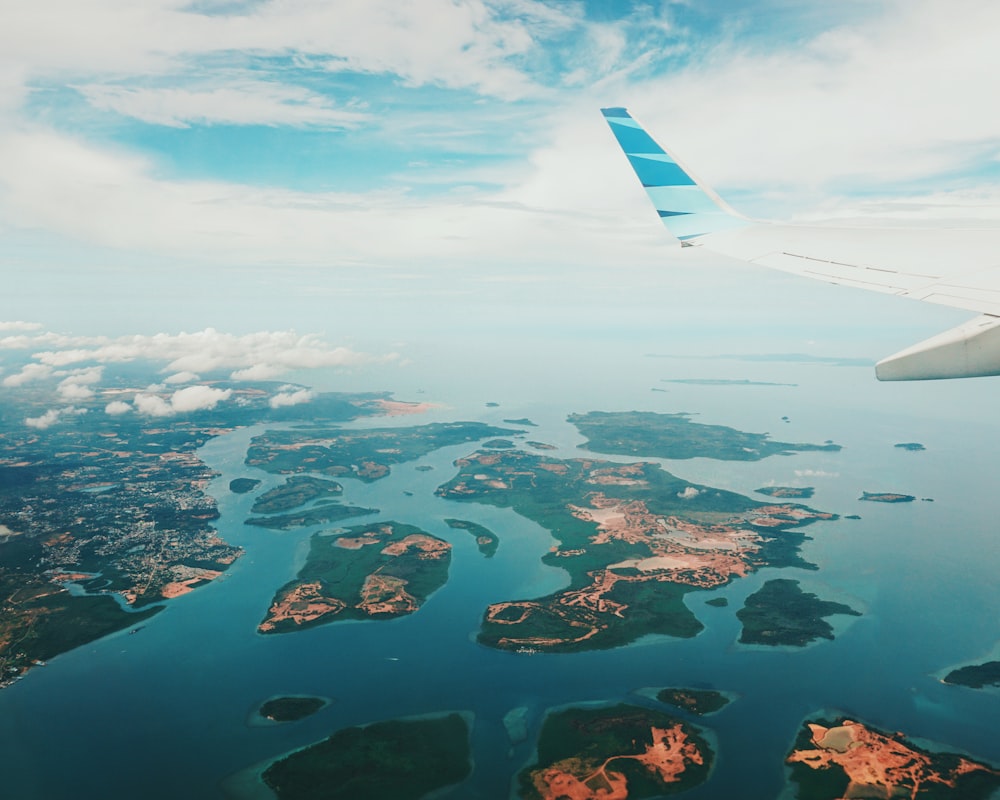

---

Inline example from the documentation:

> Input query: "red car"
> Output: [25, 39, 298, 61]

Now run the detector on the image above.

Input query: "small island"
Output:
[756, 486, 814, 499]
[705, 597, 729, 607]
[518, 703, 713, 799]
[786, 717, 1000, 799]
[895, 442, 926, 451]
[250, 476, 344, 514]
[482, 438, 516, 449]
[655, 688, 731, 716]
[942, 660, 1000, 689]
[258, 522, 451, 634]
[229, 477, 261, 494]
[444, 518, 499, 558]
[244, 503, 377, 531]
[504, 418, 537, 427]
[258, 696, 328, 723]
[737, 579, 860, 646]
[860, 492, 915, 503]
[261, 713, 471, 800]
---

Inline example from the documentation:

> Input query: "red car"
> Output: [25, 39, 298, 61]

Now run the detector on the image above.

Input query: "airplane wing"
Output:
[601, 106, 1000, 381]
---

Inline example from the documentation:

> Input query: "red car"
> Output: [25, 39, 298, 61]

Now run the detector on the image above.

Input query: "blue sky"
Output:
[2, 0, 999, 416]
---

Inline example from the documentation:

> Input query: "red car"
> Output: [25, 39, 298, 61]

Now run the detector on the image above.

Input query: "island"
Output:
[737, 579, 861, 646]
[244, 503, 377, 531]
[860, 492, 915, 503]
[655, 688, 731, 716]
[258, 695, 328, 723]
[436, 448, 836, 653]
[444, 518, 499, 558]
[786, 717, 1000, 799]
[261, 712, 471, 800]
[526, 441, 557, 450]
[483, 438, 516, 449]
[569, 410, 841, 461]
[245, 421, 522, 482]
[250, 476, 344, 514]
[518, 703, 713, 799]
[895, 442, 926, 451]
[504, 418, 537, 427]
[756, 486, 814, 499]
[705, 597, 729, 607]
[258, 522, 451, 634]
[942, 660, 1000, 689]
[229, 477, 261, 494]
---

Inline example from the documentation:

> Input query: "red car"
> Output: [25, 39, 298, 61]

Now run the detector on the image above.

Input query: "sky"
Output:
[3, 0, 1000, 417]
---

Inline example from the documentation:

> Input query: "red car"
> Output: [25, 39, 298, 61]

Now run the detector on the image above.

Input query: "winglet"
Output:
[601, 107, 750, 242]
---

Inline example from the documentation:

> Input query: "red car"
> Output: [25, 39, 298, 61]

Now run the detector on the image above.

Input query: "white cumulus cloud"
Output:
[168, 385, 231, 413]
[105, 400, 132, 415]
[269, 387, 315, 408]
[3, 363, 54, 387]
[25, 406, 86, 429]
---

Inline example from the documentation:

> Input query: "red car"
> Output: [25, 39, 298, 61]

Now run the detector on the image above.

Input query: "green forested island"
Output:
[250, 476, 344, 514]
[943, 660, 1000, 689]
[569, 410, 841, 461]
[258, 696, 328, 723]
[262, 713, 471, 800]
[655, 687, 731, 716]
[738, 579, 860, 646]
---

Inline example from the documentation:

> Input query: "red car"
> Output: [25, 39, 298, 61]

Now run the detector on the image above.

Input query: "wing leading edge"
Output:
[601, 106, 1000, 381]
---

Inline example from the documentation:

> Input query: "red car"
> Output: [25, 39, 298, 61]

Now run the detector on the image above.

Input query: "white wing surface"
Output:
[602, 107, 1000, 381]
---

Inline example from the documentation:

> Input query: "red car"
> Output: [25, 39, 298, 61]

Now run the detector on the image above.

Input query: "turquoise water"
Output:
[0, 347, 998, 800]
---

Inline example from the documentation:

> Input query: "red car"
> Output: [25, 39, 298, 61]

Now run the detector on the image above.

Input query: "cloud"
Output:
[163, 371, 199, 384]
[133, 393, 174, 417]
[677, 486, 701, 499]
[18, 328, 388, 379]
[269, 387, 315, 408]
[0, 321, 42, 331]
[3, 363, 53, 387]
[25, 405, 86, 429]
[794, 469, 839, 478]
[56, 366, 104, 400]
[168, 385, 231, 412]
[76, 83, 370, 129]
[105, 400, 132, 415]
[132, 385, 232, 417]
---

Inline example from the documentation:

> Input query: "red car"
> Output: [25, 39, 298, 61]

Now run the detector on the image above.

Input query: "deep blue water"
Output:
[1, 356, 998, 800]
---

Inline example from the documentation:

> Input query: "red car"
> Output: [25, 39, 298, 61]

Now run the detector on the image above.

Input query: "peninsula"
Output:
[942, 660, 1000, 689]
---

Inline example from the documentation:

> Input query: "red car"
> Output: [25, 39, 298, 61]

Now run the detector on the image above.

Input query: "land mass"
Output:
[570, 410, 841, 461]
[244, 503, 377, 531]
[261, 712, 471, 800]
[259, 522, 451, 634]
[860, 492, 915, 503]
[229, 477, 261, 494]
[250, 476, 343, 514]
[0, 379, 390, 687]
[518, 703, 713, 799]
[895, 442, 926, 451]
[756, 486, 814, 499]
[444, 518, 499, 558]
[245, 421, 521, 482]
[258, 696, 328, 723]
[737, 579, 861, 646]
[436, 449, 836, 653]
[786, 717, 1000, 799]
[942, 660, 1000, 689]
[655, 688, 731, 716]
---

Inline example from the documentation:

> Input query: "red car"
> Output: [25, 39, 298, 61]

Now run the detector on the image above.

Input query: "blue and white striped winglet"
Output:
[601, 107, 749, 243]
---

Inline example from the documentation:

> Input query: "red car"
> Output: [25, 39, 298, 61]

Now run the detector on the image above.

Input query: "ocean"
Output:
[0, 334, 998, 799]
